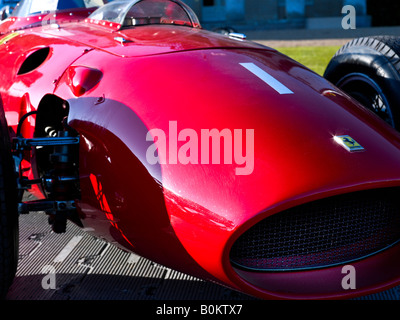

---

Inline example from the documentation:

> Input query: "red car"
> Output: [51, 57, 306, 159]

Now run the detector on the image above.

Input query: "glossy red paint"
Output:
[2, 1, 400, 300]
[67, 66, 103, 97]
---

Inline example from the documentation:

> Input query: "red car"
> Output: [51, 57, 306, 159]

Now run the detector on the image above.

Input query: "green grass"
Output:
[275, 46, 341, 76]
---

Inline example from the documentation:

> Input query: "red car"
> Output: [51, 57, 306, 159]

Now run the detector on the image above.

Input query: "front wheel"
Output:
[0, 103, 18, 299]
[324, 36, 400, 129]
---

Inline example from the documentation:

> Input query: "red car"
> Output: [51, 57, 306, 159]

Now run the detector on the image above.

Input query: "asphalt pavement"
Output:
[6, 211, 255, 300]
[6, 209, 400, 301]
[247, 25, 400, 47]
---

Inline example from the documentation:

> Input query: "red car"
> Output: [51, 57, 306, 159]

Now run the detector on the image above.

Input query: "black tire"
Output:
[324, 36, 400, 129]
[0, 100, 18, 299]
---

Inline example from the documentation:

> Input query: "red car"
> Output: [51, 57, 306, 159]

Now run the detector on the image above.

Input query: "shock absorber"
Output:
[13, 116, 81, 234]
[45, 124, 80, 233]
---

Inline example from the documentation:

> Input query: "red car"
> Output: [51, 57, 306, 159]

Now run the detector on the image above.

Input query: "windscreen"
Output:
[88, 0, 200, 28]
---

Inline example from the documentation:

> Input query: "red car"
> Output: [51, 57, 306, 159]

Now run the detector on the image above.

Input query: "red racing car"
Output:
[1, 0, 400, 300]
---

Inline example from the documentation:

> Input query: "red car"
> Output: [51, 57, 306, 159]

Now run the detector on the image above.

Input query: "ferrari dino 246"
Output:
[1, 0, 400, 300]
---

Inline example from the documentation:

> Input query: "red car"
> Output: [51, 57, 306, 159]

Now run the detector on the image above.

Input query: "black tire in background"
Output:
[324, 36, 400, 130]
[0, 99, 18, 299]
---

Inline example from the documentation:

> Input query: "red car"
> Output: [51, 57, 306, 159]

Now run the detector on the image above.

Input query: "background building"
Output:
[367, 0, 400, 26]
[1, 0, 398, 29]
[184, 0, 373, 30]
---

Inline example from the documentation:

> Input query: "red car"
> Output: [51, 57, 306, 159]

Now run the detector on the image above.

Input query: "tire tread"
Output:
[333, 36, 400, 75]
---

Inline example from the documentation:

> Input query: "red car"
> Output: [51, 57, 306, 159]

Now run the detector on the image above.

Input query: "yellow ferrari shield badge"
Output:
[334, 135, 365, 152]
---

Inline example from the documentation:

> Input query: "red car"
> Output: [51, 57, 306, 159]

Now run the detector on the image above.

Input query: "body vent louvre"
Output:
[18, 47, 50, 75]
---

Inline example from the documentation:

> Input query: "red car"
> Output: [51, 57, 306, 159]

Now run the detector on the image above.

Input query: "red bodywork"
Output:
[2, 1, 400, 300]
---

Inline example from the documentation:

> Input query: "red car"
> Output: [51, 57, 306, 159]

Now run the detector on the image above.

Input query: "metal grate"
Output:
[230, 188, 400, 271]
